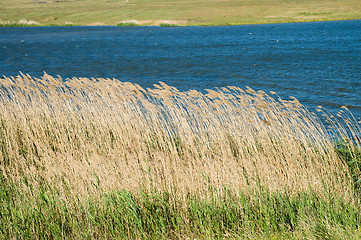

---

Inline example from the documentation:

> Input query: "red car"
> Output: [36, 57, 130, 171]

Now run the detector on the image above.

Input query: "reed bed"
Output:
[1, 73, 360, 239]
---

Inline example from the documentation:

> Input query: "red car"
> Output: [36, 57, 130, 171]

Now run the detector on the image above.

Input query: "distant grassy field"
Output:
[1, 0, 361, 26]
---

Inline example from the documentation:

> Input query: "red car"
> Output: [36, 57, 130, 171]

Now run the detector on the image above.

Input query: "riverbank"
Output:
[1, 0, 361, 27]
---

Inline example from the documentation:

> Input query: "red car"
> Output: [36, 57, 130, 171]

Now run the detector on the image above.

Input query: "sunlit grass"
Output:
[0, 73, 360, 238]
[117, 22, 139, 27]
[1, 0, 361, 26]
[159, 23, 180, 27]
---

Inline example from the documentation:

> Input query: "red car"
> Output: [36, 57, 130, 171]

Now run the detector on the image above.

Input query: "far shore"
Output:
[1, 0, 361, 27]
[1, 17, 361, 28]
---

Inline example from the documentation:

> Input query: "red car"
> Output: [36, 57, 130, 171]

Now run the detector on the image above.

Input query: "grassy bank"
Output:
[0, 73, 361, 238]
[0, 0, 361, 27]
[3, 178, 361, 239]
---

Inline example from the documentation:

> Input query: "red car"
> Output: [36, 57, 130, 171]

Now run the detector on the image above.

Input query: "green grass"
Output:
[0, 23, 39, 27]
[335, 139, 361, 193]
[159, 23, 180, 27]
[117, 22, 139, 27]
[0, 0, 361, 26]
[1, 169, 361, 239]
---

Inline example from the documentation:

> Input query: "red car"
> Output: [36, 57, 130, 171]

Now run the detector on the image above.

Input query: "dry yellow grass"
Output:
[0, 73, 359, 201]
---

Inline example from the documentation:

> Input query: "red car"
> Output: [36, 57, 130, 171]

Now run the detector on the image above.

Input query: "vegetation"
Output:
[2, 178, 361, 239]
[117, 22, 139, 27]
[0, 23, 39, 27]
[0, 73, 360, 238]
[0, 0, 361, 27]
[159, 23, 180, 27]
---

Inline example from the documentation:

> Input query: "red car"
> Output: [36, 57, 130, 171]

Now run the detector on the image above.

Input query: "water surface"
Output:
[0, 20, 360, 121]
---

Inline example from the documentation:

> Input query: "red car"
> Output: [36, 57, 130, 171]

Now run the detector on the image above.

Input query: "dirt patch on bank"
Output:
[118, 19, 188, 26]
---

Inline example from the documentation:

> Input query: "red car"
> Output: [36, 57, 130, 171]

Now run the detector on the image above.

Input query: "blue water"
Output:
[0, 20, 360, 122]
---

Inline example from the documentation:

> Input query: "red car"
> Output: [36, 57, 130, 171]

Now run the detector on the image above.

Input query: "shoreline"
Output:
[2, 0, 361, 28]
[1, 17, 361, 27]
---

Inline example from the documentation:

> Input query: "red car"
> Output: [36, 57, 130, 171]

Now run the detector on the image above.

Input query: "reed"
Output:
[0, 73, 360, 238]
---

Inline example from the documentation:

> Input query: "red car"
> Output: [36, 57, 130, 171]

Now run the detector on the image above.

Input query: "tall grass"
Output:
[0, 73, 360, 238]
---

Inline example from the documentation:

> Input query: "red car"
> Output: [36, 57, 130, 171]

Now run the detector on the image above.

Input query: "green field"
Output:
[1, 0, 361, 26]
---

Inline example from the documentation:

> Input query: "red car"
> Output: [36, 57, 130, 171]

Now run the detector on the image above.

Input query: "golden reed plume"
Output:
[0, 73, 359, 200]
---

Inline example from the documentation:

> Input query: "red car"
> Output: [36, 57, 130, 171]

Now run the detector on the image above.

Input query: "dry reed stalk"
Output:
[0, 73, 357, 201]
